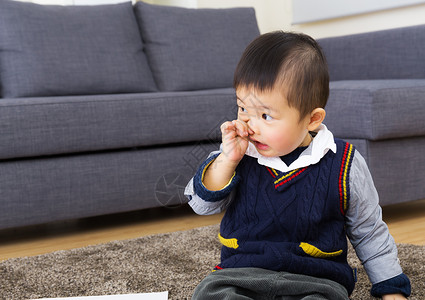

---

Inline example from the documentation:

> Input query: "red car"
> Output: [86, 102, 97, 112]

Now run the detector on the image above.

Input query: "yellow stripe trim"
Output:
[218, 233, 239, 249]
[221, 172, 236, 189]
[299, 242, 343, 258]
[201, 159, 236, 190]
[201, 159, 215, 182]
[274, 168, 299, 185]
[342, 144, 353, 211]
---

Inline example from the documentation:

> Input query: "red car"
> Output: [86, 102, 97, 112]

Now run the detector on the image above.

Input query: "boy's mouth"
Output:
[250, 137, 269, 151]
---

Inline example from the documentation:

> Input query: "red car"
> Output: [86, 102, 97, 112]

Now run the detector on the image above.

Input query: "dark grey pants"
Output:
[192, 268, 349, 300]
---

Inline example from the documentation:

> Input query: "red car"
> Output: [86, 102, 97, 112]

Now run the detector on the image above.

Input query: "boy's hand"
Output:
[202, 119, 252, 191]
[220, 119, 251, 164]
[382, 294, 407, 300]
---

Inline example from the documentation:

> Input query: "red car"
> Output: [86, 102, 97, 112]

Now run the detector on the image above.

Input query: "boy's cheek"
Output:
[266, 127, 290, 146]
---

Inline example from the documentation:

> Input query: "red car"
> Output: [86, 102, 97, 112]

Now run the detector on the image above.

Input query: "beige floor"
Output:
[1, 199, 424, 261]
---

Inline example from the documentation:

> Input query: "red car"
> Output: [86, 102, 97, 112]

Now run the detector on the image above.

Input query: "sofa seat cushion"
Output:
[325, 79, 425, 140]
[0, 89, 236, 160]
[134, 2, 260, 91]
[0, 0, 157, 98]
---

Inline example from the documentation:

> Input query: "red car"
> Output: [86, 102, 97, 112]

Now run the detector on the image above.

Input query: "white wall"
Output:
[14, 0, 425, 38]
[293, 3, 425, 38]
[195, 0, 425, 38]
[196, 0, 292, 34]
[142, 0, 196, 8]
[292, 0, 425, 24]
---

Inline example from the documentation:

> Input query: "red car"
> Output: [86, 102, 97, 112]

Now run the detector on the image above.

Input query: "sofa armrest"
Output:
[318, 25, 425, 81]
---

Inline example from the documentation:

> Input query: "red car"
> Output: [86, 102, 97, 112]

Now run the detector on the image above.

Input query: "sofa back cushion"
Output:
[134, 2, 260, 91]
[0, 89, 237, 160]
[318, 25, 425, 81]
[0, 0, 157, 98]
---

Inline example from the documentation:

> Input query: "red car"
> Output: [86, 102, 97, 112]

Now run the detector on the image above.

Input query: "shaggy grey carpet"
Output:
[0, 224, 423, 299]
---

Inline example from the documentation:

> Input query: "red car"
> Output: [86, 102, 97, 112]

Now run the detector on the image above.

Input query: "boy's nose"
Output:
[247, 118, 259, 135]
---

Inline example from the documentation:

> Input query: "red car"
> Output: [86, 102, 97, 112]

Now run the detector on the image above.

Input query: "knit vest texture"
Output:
[217, 139, 356, 294]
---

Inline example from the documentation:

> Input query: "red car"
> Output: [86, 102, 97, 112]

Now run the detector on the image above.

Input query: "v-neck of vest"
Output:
[265, 166, 309, 190]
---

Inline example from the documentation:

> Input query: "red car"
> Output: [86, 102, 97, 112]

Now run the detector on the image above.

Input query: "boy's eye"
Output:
[262, 113, 273, 121]
[239, 106, 247, 113]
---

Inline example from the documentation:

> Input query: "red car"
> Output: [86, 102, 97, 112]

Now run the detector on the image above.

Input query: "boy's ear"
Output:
[307, 108, 326, 131]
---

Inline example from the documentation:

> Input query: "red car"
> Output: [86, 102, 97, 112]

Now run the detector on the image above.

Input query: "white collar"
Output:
[243, 124, 336, 173]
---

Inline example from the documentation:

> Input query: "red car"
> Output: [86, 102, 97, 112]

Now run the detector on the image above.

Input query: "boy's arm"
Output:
[184, 151, 240, 215]
[184, 119, 250, 215]
[346, 150, 411, 298]
[202, 152, 240, 191]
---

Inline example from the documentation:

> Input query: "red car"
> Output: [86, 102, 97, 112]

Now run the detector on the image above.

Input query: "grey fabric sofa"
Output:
[318, 24, 425, 207]
[0, 0, 259, 229]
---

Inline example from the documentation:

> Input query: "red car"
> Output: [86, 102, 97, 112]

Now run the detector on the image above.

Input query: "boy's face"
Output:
[236, 86, 312, 157]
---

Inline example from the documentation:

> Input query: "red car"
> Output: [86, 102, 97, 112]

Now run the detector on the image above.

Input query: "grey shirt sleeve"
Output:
[184, 177, 234, 215]
[346, 150, 403, 284]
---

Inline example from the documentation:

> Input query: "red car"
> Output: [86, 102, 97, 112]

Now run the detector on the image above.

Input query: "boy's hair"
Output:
[233, 31, 329, 120]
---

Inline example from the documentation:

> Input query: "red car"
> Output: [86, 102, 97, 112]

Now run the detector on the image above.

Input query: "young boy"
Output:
[185, 31, 411, 299]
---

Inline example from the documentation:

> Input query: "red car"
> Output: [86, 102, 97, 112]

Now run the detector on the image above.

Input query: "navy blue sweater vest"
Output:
[216, 139, 356, 294]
